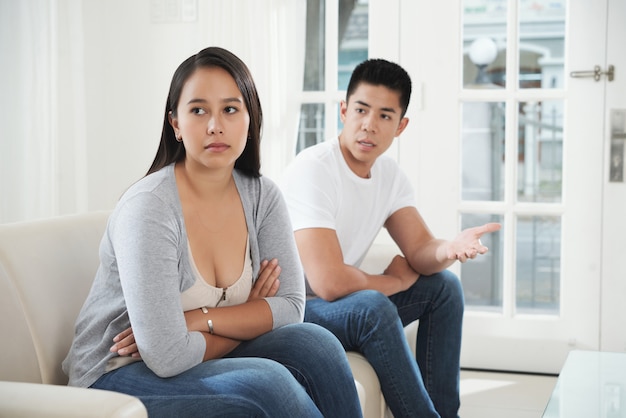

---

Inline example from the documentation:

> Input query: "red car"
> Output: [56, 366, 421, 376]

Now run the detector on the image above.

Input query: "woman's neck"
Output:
[176, 160, 235, 201]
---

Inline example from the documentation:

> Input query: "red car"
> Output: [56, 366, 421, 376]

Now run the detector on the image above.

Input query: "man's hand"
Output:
[248, 258, 281, 301]
[384, 255, 420, 291]
[446, 222, 501, 263]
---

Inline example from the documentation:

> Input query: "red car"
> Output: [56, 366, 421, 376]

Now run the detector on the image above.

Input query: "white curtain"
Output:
[0, 0, 87, 223]
[202, 0, 306, 182]
[0, 0, 305, 223]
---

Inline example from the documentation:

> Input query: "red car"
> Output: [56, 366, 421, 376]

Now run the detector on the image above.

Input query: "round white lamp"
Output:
[469, 37, 498, 84]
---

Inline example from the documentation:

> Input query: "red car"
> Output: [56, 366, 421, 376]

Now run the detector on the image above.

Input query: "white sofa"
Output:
[0, 211, 147, 417]
[0, 211, 416, 417]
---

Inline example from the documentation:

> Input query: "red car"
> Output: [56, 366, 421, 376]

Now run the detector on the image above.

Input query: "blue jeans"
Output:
[305, 270, 464, 418]
[92, 323, 362, 418]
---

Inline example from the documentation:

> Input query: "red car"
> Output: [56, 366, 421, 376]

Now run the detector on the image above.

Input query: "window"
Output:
[460, 0, 566, 314]
[296, 0, 369, 154]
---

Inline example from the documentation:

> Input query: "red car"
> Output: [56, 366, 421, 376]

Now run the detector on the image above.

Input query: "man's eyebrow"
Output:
[354, 100, 397, 114]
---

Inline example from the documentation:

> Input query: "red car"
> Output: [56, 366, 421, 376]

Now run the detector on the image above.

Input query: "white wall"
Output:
[79, 0, 305, 212]
[0, 0, 304, 223]
[600, 0, 626, 353]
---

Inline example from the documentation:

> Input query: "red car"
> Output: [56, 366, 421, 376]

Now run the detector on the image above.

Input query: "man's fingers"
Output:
[478, 222, 501, 235]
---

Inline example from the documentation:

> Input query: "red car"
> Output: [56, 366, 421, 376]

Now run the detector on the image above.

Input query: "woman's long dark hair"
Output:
[146, 47, 263, 177]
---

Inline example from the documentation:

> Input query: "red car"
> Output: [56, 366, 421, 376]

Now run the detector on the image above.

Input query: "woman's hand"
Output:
[110, 327, 141, 358]
[248, 258, 281, 301]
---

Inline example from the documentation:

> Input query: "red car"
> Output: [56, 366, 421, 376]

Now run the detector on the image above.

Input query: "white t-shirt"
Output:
[281, 138, 416, 268]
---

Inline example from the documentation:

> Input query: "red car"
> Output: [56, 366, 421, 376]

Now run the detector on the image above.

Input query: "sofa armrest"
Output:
[0, 381, 147, 418]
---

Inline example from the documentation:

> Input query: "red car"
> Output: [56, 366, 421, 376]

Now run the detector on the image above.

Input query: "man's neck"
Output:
[337, 136, 373, 179]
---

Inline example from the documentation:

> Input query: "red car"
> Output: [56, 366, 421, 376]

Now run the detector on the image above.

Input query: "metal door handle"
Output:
[570, 65, 614, 82]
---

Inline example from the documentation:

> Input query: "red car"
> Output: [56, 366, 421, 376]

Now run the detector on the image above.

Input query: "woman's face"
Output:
[170, 66, 250, 171]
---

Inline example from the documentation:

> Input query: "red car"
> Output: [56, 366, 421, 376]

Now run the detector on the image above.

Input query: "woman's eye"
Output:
[192, 108, 206, 115]
[225, 106, 237, 114]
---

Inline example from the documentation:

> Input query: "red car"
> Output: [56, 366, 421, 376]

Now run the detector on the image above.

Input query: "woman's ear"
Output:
[168, 111, 180, 136]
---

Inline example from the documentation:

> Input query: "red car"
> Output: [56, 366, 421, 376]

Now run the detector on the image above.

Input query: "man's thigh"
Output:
[389, 270, 462, 327]
[305, 290, 400, 350]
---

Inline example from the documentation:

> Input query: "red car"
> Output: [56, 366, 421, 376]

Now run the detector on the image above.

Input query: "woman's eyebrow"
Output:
[186, 97, 243, 105]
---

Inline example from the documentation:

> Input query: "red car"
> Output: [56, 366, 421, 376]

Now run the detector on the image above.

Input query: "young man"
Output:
[281, 58, 500, 418]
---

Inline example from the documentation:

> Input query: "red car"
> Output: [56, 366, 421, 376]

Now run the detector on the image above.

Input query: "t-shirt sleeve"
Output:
[281, 157, 338, 232]
[387, 167, 418, 218]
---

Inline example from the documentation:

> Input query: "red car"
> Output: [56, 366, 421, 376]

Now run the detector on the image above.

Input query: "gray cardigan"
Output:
[62, 164, 305, 388]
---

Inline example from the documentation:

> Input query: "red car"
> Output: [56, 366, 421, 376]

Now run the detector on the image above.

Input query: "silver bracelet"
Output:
[207, 319, 214, 334]
[200, 306, 209, 314]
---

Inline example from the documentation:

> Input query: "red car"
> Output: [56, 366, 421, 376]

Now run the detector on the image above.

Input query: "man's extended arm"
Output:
[294, 228, 419, 301]
[385, 206, 501, 275]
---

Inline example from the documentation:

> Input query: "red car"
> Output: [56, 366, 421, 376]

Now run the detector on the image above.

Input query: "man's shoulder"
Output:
[296, 139, 337, 161]
[287, 140, 340, 176]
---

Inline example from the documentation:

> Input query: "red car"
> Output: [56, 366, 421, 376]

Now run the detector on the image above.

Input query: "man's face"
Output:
[338, 82, 409, 178]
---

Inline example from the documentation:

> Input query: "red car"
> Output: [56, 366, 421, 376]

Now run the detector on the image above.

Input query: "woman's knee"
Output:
[280, 323, 346, 359]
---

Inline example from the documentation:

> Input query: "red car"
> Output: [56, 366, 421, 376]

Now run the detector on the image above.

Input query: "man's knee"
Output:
[349, 289, 399, 323]
[438, 270, 465, 311]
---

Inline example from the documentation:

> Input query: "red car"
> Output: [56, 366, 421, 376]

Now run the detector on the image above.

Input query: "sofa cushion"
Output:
[0, 211, 110, 384]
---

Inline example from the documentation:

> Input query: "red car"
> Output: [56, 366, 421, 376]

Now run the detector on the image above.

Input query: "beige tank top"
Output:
[181, 236, 253, 311]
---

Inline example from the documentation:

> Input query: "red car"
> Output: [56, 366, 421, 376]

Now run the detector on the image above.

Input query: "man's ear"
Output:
[339, 100, 348, 123]
[395, 117, 409, 137]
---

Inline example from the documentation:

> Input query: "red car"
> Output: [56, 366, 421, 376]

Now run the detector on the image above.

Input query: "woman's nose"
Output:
[207, 116, 223, 135]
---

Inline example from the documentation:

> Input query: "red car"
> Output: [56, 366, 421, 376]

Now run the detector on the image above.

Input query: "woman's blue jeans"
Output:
[91, 323, 362, 418]
[305, 270, 464, 418]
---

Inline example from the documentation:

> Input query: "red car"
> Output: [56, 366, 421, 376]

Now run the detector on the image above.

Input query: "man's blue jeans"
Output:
[305, 270, 464, 418]
[92, 323, 362, 418]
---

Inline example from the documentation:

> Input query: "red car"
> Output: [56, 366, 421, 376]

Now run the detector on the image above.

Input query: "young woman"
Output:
[63, 46, 362, 418]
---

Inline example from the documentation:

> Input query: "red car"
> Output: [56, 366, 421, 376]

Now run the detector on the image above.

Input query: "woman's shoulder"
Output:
[115, 164, 180, 217]
[233, 169, 279, 193]
[234, 170, 285, 214]
[123, 164, 174, 196]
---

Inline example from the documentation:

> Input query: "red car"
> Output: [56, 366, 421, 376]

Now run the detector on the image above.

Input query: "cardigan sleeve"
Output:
[111, 192, 205, 377]
[243, 175, 306, 328]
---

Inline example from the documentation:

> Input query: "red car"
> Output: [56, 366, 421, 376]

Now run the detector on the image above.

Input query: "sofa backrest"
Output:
[0, 211, 110, 384]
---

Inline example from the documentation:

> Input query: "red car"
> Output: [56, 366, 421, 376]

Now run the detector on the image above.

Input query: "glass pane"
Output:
[296, 103, 325, 154]
[303, 0, 325, 91]
[461, 101, 505, 201]
[462, 0, 507, 89]
[516, 215, 561, 314]
[461, 213, 504, 311]
[518, 0, 566, 89]
[338, 0, 368, 90]
[517, 100, 563, 203]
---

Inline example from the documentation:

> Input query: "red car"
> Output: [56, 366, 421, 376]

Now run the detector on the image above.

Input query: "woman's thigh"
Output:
[92, 357, 320, 418]
[228, 323, 362, 418]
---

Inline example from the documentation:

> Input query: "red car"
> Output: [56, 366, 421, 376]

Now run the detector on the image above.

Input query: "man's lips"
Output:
[357, 139, 375, 148]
